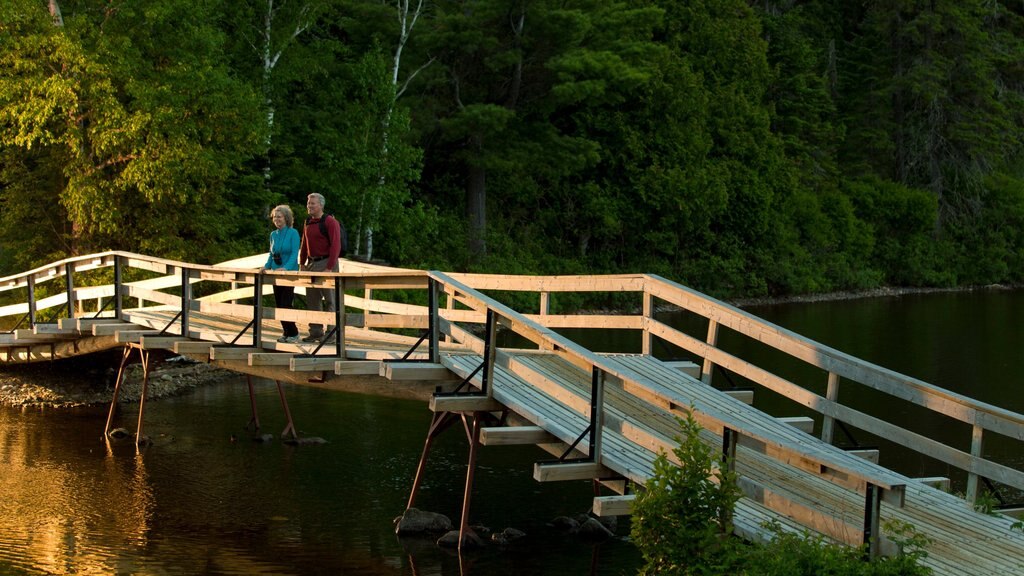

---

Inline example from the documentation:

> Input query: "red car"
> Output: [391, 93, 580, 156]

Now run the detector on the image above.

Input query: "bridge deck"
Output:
[442, 350, 1024, 576]
[2, 251, 1023, 575]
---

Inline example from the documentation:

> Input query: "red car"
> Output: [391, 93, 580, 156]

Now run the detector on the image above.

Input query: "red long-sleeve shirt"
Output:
[300, 215, 342, 270]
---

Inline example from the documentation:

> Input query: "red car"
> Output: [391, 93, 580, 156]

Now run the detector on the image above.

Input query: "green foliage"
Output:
[3, 0, 1024, 299]
[632, 411, 932, 576]
[631, 410, 743, 575]
[745, 519, 932, 576]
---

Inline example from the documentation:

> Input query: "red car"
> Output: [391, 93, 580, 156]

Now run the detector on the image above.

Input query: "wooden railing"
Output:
[3, 253, 1022, 528]
[442, 271, 1024, 504]
[0, 251, 432, 354]
[429, 271, 908, 557]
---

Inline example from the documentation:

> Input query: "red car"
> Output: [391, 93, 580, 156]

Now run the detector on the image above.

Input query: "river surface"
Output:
[2, 289, 1023, 575]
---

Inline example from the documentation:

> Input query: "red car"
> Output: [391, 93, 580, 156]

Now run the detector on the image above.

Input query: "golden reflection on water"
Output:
[0, 409, 155, 575]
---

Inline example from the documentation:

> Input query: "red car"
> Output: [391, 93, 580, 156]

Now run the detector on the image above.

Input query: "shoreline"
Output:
[0, 353, 236, 408]
[726, 283, 1018, 308]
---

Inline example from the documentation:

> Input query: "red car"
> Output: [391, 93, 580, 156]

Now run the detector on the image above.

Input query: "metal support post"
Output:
[589, 367, 605, 462]
[276, 380, 297, 439]
[428, 278, 439, 363]
[458, 412, 484, 552]
[481, 310, 496, 396]
[180, 267, 190, 338]
[252, 273, 263, 347]
[403, 411, 459, 512]
[334, 277, 345, 358]
[27, 276, 36, 327]
[114, 256, 123, 320]
[135, 347, 151, 444]
[64, 263, 75, 319]
[246, 375, 260, 431]
[104, 345, 133, 437]
[863, 483, 881, 559]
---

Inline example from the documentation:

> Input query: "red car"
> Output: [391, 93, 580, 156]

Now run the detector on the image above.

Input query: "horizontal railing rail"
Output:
[438, 270, 1024, 504]
[430, 270, 906, 556]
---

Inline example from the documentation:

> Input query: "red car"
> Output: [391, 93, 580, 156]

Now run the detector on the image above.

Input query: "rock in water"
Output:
[394, 508, 453, 535]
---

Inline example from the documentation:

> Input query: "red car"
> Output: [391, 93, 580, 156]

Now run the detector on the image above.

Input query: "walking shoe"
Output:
[280, 335, 299, 344]
[301, 334, 322, 343]
[276, 335, 291, 343]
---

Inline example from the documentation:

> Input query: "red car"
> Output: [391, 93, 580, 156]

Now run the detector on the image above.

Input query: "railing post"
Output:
[180, 267, 190, 338]
[27, 276, 36, 327]
[722, 427, 738, 528]
[252, 273, 263, 347]
[334, 276, 345, 358]
[821, 372, 840, 444]
[428, 278, 439, 363]
[701, 319, 719, 386]
[589, 367, 605, 463]
[966, 424, 984, 502]
[642, 291, 654, 356]
[539, 291, 550, 316]
[114, 256, 123, 320]
[863, 483, 881, 559]
[64, 262, 75, 319]
[481, 310, 496, 397]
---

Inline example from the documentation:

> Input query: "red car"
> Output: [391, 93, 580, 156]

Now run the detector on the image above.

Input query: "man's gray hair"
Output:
[308, 193, 326, 208]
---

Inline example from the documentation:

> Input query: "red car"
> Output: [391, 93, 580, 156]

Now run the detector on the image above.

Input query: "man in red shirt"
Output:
[299, 193, 343, 342]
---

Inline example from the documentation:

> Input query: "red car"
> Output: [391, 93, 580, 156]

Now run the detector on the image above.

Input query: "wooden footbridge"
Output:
[2, 251, 1023, 574]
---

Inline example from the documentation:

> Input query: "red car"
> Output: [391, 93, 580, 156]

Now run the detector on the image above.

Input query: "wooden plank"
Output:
[915, 477, 952, 492]
[248, 353, 294, 366]
[724, 389, 754, 404]
[290, 357, 342, 371]
[210, 347, 261, 361]
[72, 317, 123, 330]
[139, 336, 190, 350]
[533, 461, 615, 482]
[778, 416, 815, 435]
[13, 330, 76, 341]
[847, 449, 880, 464]
[663, 359, 701, 379]
[115, 330, 163, 344]
[380, 362, 459, 381]
[32, 323, 77, 335]
[92, 322, 143, 336]
[480, 426, 556, 446]
[336, 361, 381, 375]
[173, 341, 214, 355]
[593, 495, 635, 517]
[429, 394, 503, 413]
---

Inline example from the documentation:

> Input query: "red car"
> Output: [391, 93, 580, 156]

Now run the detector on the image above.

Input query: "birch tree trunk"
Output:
[358, 0, 430, 261]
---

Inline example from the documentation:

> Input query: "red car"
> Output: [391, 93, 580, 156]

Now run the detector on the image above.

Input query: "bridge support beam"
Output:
[246, 375, 260, 431]
[104, 343, 152, 446]
[402, 407, 497, 551]
[276, 380, 297, 440]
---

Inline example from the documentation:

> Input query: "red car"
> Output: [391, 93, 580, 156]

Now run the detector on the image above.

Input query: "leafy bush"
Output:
[631, 409, 932, 576]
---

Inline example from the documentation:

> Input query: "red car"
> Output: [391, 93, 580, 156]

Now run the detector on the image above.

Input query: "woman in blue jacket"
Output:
[263, 205, 301, 343]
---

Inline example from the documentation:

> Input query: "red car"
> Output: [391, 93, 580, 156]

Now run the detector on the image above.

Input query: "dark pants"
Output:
[301, 258, 337, 337]
[273, 285, 297, 337]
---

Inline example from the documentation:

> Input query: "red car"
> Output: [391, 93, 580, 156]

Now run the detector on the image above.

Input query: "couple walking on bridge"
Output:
[261, 193, 346, 343]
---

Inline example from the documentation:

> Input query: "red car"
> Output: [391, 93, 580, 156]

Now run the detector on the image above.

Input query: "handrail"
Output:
[441, 269, 1024, 502]
[430, 269, 907, 555]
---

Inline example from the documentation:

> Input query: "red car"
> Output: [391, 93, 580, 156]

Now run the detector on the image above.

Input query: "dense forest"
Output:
[2, 0, 1023, 299]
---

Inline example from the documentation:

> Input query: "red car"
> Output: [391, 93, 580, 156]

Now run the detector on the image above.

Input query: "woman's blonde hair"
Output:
[271, 204, 294, 227]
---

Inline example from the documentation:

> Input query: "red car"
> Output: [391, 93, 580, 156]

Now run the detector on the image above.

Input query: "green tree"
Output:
[632, 411, 742, 575]
[0, 0, 266, 263]
[414, 0, 661, 265]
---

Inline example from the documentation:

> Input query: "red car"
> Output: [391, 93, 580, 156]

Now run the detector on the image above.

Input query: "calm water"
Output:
[0, 379, 639, 575]
[2, 289, 1024, 574]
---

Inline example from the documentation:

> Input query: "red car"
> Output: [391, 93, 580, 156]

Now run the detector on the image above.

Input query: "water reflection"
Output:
[0, 381, 639, 575]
